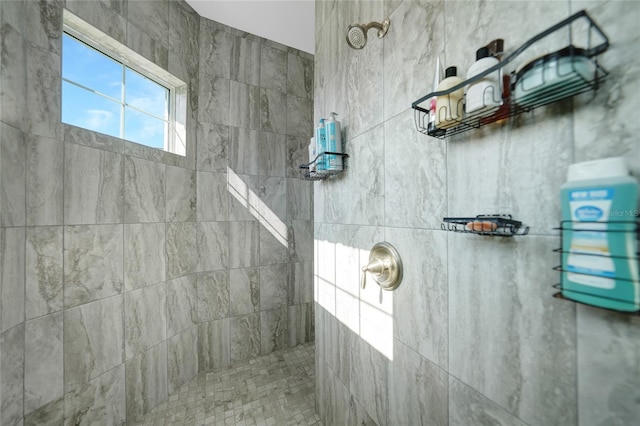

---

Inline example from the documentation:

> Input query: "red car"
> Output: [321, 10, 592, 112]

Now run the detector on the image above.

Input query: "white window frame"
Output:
[62, 10, 187, 156]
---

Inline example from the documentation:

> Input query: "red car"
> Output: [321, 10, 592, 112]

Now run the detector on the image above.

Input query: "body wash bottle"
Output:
[325, 112, 343, 171]
[435, 66, 464, 129]
[465, 47, 501, 116]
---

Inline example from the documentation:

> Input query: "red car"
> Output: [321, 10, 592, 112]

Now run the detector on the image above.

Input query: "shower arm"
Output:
[365, 19, 390, 38]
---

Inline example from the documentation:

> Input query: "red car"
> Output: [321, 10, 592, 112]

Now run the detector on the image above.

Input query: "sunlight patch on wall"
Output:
[227, 167, 287, 247]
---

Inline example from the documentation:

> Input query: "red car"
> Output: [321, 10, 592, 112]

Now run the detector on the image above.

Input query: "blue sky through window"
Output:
[62, 33, 168, 150]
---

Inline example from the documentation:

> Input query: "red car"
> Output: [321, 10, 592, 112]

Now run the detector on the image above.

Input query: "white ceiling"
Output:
[186, 0, 315, 54]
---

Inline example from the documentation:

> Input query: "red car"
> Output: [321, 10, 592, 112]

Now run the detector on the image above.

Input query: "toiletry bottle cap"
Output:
[567, 157, 630, 181]
[476, 47, 490, 60]
[486, 39, 504, 56]
[329, 112, 338, 121]
[445, 66, 457, 78]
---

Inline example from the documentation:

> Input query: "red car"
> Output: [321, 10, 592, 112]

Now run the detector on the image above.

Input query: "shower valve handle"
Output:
[361, 259, 386, 289]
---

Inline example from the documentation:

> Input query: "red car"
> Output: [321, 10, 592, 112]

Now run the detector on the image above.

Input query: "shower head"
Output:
[346, 18, 390, 50]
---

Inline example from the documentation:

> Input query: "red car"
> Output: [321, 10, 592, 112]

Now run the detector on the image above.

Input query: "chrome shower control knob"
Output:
[361, 242, 403, 293]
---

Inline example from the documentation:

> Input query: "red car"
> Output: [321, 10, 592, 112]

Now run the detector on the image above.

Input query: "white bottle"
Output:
[308, 137, 316, 172]
[435, 66, 464, 129]
[466, 46, 501, 116]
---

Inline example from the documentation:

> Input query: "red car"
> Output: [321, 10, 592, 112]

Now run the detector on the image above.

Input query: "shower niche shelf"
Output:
[552, 219, 640, 315]
[442, 214, 529, 237]
[299, 152, 349, 181]
[412, 10, 609, 139]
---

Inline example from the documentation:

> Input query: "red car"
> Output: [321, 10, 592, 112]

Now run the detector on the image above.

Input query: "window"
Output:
[61, 10, 187, 156]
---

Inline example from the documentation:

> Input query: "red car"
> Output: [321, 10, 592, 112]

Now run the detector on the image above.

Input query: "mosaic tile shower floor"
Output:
[132, 343, 321, 426]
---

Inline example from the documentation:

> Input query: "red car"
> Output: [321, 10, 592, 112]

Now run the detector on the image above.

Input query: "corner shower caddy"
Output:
[412, 10, 610, 139]
[442, 214, 529, 237]
[552, 219, 640, 315]
[299, 152, 349, 181]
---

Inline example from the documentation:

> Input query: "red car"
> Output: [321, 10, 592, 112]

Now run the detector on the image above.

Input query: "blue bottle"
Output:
[315, 119, 327, 171]
[325, 112, 343, 171]
[560, 157, 639, 311]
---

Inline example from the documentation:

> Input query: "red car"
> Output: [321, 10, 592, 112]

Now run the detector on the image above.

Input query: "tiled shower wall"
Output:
[314, 1, 639, 425]
[0, 0, 313, 424]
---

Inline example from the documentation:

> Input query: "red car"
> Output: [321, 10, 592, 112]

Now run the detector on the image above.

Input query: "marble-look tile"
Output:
[196, 122, 228, 173]
[256, 176, 287, 220]
[63, 224, 123, 308]
[448, 234, 576, 425]
[166, 275, 197, 337]
[348, 393, 377, 426]
[229, 267, 260, 316]
[63, 124, 124, 154]
[165, 166, 196, 222]
[25, 0, 62, 55]
[229, 81, 260, 130]
[229, 221, 259, 268]
[167, 327, 198, 394]
[168, 0, 199, 65]
[290, 219, 313, 262]
[322, 366, 350, 426]
[197, 318, 230, 371]
[349, 337, 390, 426]
[321, 124, 384, 226]
[386, 227, 448, 368]
[325, 314, 351, 386]
[314, 223, 336, 316]
[228, 174, 259, 221]
[577, 306, 640, 426]
[230, 312, 260, 363]
[286, 95, 313, 138]
[64, 364, 125, 426]
[286, 178, 312, 221]
[288, 261, 313, 305]
[287, 304, 302, 347]
[260, 307, 287, 354]
[124, 223, 165, 291]
[229, 127, 260, 175]
[196, 270, 229, 322]
[196, 172, 228, 221]
[449, 375, 527, 426]
[26, 135, 63, 226]
[24, 312, 63, 415]
[126, 0, 168, 45]
[125, 283, 166, 359]
[26, 226, 63, 319]
[125, 22, 169, 71]
[260, 263, 288, 311]
[0, 23, 26, 130]
[125, 342, 168, 421]
[0, 324, 24, 426]
[196, 221, 229, 272]
[63, 295, 123, 392]
[64, 142, 123, 225]
[124, 156, 165, 223]
[1, 227, 26, 332]
[285, 134, 309, 178]
[200, 25, 233, 79]
[259, 220, 289, 265]
[198, 75, 230, 126]
[1, 123, 26, 227]
[259, 132, 286, 177]
[384, 110, 446, 229]
[287, 53, 313, 100]
[26, 43, 62, 139]
[65, 0, 126, 45]
[260, 44, 287, 92]
[231, 35, 260, 85]
[166, 221, 197, 279]
[260, 88, 287, 135]
[25, 397, 64, 426]
[383, 0, 444, 121]
[388, 341, 449, 426]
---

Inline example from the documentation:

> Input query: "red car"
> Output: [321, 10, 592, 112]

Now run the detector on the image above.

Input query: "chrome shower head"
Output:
[346, 18, 390, 50]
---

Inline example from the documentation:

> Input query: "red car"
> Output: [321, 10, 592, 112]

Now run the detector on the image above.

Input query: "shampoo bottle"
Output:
[315, 119, 327, 171]
[560, 157, 639, 311]
[465, 47, 501, 116]
[308, 137, 316, 173]
[435, 66, 464, 129]
[325, 112, 343, 171]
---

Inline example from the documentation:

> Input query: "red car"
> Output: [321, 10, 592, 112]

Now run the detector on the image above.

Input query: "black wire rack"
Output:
[442, 214, 529, 237]
[299, 152, 349, 181]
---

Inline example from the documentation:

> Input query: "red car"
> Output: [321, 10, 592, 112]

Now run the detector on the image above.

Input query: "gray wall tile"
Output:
[258, 132, 286, 177]
[1, 324, 25, 426]
[230, 312, 260, 363]
[260, 307, 287, 354]
[196, 172, 228, 222]
[260, 89, 287, 134]
[260, 263, 288, 311]
[196, 221, 229, 272]
[197, 270, 229, 322]
[126, 0, 168, 45]
[200, 25, 233, 79]
[286, 95, 313, 138]
[231, 35, 260, 85]
[24, 312, 63, 415]
[166, 275, 197, 337]
[229, 221, 259, 268]
[229, 267, 260, 316]
[196, 122, 228, 173]
[124, 223, 165, 291]
[260, 44, 287, 92]
[63, 224, 123, 308]
[287, 53, 313, 99]
[125, 283, 166, 359]
[229, 127, 260, 175]
[229, 81, 260, 130]
[1, 123, 26, 227]
[63, 296, 124, 392]
[25, 397, 64, 426]
[125, 342, 168, 421]
[165, 166, 196, 222]
[1, 227, 26, 332]
[26, 43, 62, 139]
[197, 318, 230, 371]
[349, 337, 389, 426]
[65, 0, 127, 45]
[124, 156, 165, 223]
[166, 221, 197, 279]
[0, 24, 27, 129]
[198, 75, 230, 126]
[26, 135, 63, 226]
[26, 226, 63, 319]
[64, 143, 123, 225]
[167, 326, 197, 395]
